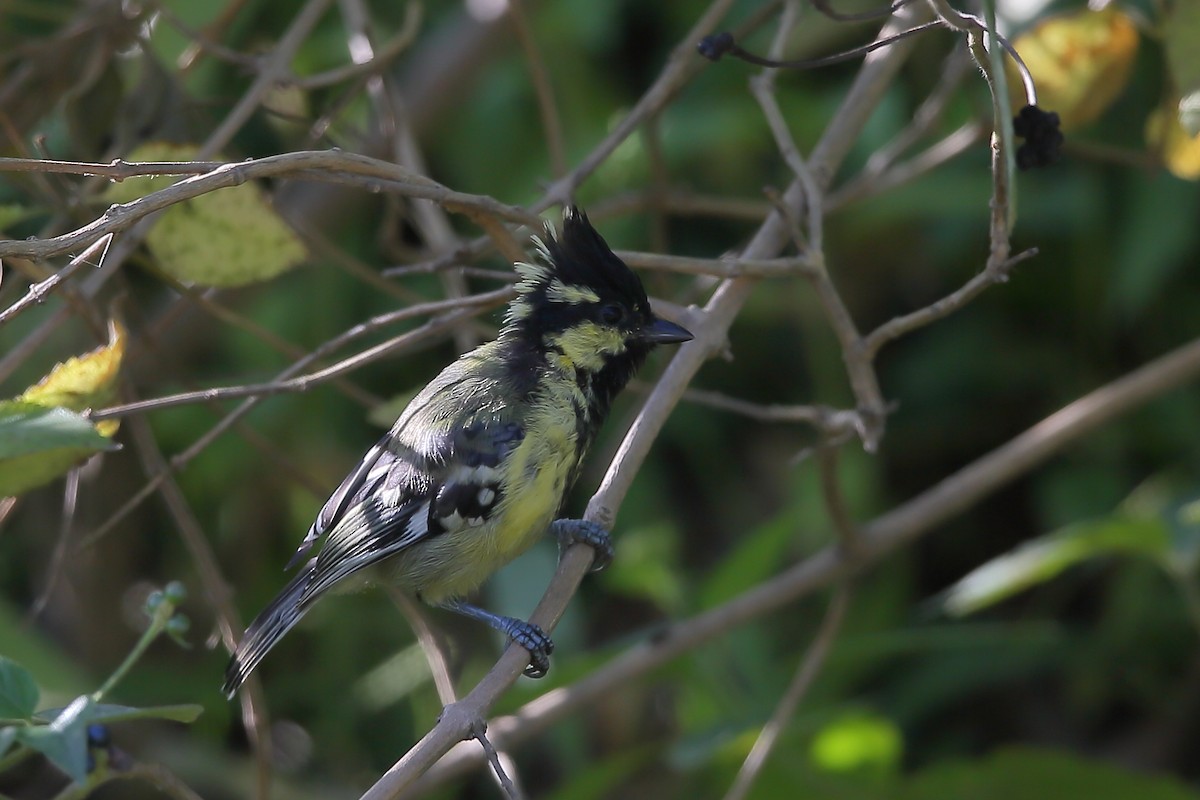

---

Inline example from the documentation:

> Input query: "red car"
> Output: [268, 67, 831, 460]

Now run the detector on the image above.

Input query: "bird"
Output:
[223, 207, 692, 696]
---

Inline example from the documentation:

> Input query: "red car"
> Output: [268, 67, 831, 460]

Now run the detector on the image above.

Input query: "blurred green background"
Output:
[2, 0, 1200, 797]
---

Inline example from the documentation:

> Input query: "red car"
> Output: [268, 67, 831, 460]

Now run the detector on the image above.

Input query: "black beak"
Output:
[639, 317, 693, 345]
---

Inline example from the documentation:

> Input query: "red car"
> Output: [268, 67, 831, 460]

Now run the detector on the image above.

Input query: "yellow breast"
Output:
[492, 417, 576, 557]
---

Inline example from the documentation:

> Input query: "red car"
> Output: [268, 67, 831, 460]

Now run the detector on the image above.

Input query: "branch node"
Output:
[438, 701, 488, 741]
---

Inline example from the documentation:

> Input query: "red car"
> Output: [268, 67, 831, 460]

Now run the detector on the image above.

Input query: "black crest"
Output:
[542, 207, 649, 306]
[504, 207, 654, 342]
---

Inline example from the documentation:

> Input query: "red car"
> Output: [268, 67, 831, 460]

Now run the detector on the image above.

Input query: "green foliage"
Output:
[945, 475, 1200, 618]
[942, 516, 1168, 616]
[902, 748, 1200, 800]
[3, 0, 1200, 797]
[0, 658, 40, 722]
[0, 583, 199, 786]
[810, 711, 903, 775]
[0, 403, 118, 495]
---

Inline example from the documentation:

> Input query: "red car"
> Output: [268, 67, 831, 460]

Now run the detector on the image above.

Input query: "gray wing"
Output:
[291, 369, 525, 606]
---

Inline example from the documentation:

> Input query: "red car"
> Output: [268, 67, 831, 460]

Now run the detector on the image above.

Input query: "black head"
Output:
[503, 207, 692, 367]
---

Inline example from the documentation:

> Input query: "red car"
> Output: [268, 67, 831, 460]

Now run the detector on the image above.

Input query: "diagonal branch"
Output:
[410, 330, 1200, 791]
[359, 4, 928, 796]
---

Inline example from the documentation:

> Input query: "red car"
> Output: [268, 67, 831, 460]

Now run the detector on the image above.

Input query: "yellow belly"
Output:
[393, 419, 577, 603]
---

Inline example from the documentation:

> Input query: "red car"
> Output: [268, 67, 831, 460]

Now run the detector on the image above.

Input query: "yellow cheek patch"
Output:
[548, 323, 627, 371]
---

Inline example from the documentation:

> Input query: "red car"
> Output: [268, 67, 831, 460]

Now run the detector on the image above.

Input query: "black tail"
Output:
[223, 560, 315, 697]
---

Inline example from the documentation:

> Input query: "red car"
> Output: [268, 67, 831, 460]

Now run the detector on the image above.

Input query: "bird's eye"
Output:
[599, 303, 626, 325]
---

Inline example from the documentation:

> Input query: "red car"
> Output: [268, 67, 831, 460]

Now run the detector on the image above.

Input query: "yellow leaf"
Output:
[19, 320, 126, 434]
[105, 143, 307, 287]
[1, 320, 125, 495]
[1146, 106, 1200, 180]
[1009, 8, 1139, 131]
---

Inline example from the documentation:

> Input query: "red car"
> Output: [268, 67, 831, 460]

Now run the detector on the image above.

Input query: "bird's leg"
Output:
[438, 599, 554, 678]
[550, 518, 614, 572]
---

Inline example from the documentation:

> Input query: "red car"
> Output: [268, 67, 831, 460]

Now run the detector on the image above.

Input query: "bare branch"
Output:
[89, 288, 510, 421]
[292, 3, 422, 89]
[863, 247, 1038, 357]
[0, 150, 543, 262]
[411, 331, 1200, 791]
[0, 234, 111, 327]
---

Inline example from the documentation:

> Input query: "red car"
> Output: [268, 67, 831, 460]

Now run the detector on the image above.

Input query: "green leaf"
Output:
[11, 696, 196, 784]
[0, 598, 90, 694]
[0, 403, 114, 460]
[0, 657, 39, 720]
[943, 517, 1168, 616]
[105, 142, 307, 287]
[15, 695, 92, 783]
[903, 747, 1200, 800]
[602, 522, 684, 612]
[810, 711, 904, 775]
[33, 703, 202, 725]
[0, 204, 31, 231]
[0, 726, 16, 759]
[0, 403, 119, 496]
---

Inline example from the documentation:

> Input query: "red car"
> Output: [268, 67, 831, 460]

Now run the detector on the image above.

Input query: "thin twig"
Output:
[812, 0, 913, 23]
[79, 298, 501, 550]
[122, 407, 274, 800]
[27, 467, 81, 620]
[771, 193, 887, 451]
[827, 122, 983, 210]
[89, 288, 509, 421]
[815, 443, 863, 555]
[509, 0, 567, 179]
[143, 263, 381, 409]
[203, 0, 336, 156]
[385, 586, 458, 706]
[292, 3, 422, 89]
[0, 234, 111, 327]
[149, 0, 264, 69]
[681, 387, 826, 424]
[0, 150, 543, 262]
[722, 585, 850, 800]
[749, 1, 823, 254]
[536, 0, 746, 208]
[616, 250, 816, 278]
[471, 723, 525, 800]
[863, 247, 1038, 357]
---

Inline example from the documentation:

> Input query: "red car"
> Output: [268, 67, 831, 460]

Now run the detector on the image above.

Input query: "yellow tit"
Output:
[224, 207, 692, 695]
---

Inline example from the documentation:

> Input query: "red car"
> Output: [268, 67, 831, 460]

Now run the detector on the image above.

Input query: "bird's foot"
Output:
[551, 518, 614, 572]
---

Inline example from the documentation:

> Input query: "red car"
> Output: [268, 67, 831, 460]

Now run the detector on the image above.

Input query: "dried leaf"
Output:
[1009, 8, 1139, 131]
[1146, 106, 1200, 180]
